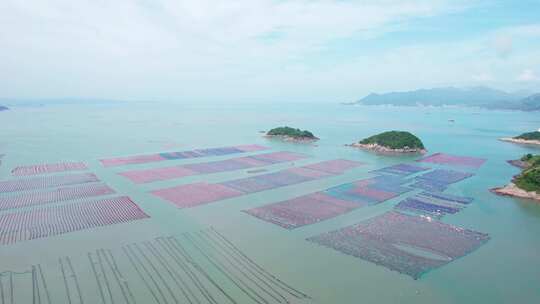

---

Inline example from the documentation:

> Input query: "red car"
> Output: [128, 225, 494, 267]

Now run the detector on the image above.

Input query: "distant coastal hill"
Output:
[0, 105, 8, 111]
[351, 87, 540, 111]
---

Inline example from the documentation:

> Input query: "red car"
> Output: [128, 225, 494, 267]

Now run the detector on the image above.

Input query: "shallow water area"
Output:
[1, 102, 540, 303]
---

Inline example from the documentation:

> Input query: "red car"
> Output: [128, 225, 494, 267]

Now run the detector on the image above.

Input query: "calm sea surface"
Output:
[1, 102, 539, 303]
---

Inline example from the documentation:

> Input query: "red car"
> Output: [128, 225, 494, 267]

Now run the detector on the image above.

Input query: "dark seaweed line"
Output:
[59, 258, 73, 304]
[124, 244, 169, 304]
[153, 238, 205, 304]
[0, 270, 4, 304]
[158, 237, 218, 304]
[37, 265, 52, 304]
[9, 271, 13, 304]
[144, 241, 194, 304]
[31, 266, 39, 304]
[58, 258, 75, 304]
[183, 233, 267, 304]
[105, 249, 137, 304]
[208, 228, 310, 299]
[121, 246, 161, 304]
[88, 253, 108, 304]
[66, 257, 85, 304]
[166, 237, 235, 304]
[132, 243, 180, 304]
[100, 249, 132, 304]
[95, 250, 115, 304]
[196, 231, 286, 304]
[199, 231, 289, 304]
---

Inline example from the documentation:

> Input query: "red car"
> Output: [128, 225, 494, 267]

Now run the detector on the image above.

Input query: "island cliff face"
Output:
[349, 131, 426, 154]
[492, 154, 540, 202]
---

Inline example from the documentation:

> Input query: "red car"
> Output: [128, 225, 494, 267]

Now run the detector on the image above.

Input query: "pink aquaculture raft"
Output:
[100, 144, 268, 167]
[0, 183, 115, 211]
[151, 159, 364, 209]
[0, 173, 100, 194]
[11, 161, 88, 176]
[417, 153, 486, 168]
[119, 151, 308, 184]
[0, 196, 149, 245]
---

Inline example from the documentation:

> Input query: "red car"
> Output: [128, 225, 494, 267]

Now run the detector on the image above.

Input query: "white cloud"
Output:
[517, 69, 539, 82]
[1, 0, 539, 102]
[492, 35, 512, 58]
[472, 72, 494, 82]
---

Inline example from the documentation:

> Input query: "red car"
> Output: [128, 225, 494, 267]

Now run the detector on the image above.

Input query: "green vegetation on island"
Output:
[358, 131, 425, 151]
[514, 154, 540, 192]
[515, 131, 540, 141]
[266, 126, 318, 141]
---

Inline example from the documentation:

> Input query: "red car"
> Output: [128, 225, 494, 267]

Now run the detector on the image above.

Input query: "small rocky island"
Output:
[349, 131, 426, 154]
[500, 130, 540, 146]
[492, 154, 540, 202]
[265, 126, 319, 143]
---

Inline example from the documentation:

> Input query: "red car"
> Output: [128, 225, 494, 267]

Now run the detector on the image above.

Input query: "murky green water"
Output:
[1, 102, 539, 303]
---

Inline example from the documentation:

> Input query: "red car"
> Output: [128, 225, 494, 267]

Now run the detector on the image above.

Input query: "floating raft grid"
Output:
[244, 192, 359, 229]
[0, 196, 149, 245]
[371, 163, 430, 176]
[119, 151, 308, 184]
[11, 161, 88, 176]
[100, 144, 268, 167]
[0, 183, 115, 211]
[394, 192, 468, 219]
[411, 169, 474, 192]
[307, 211, 490, 279]
[0, 173, 100, 194]
[0, 228, 311, 303]
[417, 153, 486, 168]
[151, 159, 364, 209]
[323, 176, 412, 206]
[243, 174, 413, 229]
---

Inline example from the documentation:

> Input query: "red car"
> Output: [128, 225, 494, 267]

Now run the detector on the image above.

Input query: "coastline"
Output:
[347, 143, 426, 154]
[499, 137, 540, 146]
[491, 183, 540, 202]
[264, 134, 319, 143]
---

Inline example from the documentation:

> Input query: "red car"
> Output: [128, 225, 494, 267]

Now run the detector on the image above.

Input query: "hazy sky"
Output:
[1, 0, 539, 102]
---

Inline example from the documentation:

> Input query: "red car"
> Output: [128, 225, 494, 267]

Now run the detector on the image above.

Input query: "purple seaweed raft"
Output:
[151, 159, 364, 209]
[0, 196, 149, 245]
[417, 153, 486, 168]
[100, 144, 268, 167]
[307, 211, 490, 279]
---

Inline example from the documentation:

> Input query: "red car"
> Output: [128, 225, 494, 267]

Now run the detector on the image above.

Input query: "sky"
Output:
[1, 0, 539, 103]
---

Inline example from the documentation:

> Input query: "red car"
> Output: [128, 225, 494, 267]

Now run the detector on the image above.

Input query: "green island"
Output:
[265, 126, 318, 142]
[515, 131, 540, 141]
[350, 131, 425, 154]
[492, 153, 540, 201]
[500, 131, 540, 146]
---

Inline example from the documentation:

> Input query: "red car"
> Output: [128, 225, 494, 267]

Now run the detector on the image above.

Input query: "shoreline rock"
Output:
[264, 134, 319, 143]
[499, 137, 540, 146]
[347, 143, 426, 155]
[507, 159, 530, 169]
[491, 182, 540, 202]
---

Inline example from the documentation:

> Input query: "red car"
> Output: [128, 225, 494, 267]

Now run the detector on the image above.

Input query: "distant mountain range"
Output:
[0, 105, 8, 111]
[351, 87, 540, 111]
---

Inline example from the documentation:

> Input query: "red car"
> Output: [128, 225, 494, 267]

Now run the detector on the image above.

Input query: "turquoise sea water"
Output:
[1, 102, 539, 303]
